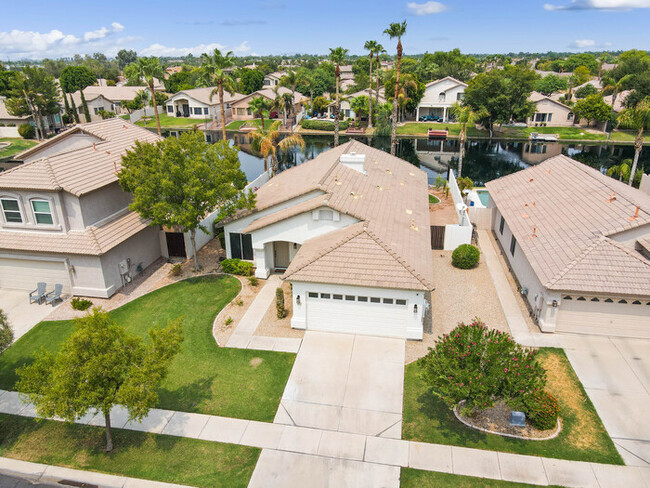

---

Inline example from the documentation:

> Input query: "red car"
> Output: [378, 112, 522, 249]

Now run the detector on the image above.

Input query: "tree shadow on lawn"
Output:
[156, 375, 217, 413]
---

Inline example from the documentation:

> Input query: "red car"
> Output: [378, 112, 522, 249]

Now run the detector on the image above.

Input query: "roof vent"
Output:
[340, 152, 366, 174]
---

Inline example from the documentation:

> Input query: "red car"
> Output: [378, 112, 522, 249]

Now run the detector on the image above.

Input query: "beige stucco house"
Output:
[527, 91, 574, 127]
[486, 155, 650, 338]
[326, 89, 387, 119]
[263, 71, 285, 87]
[230, 87, 308, 121]
[165, 87, 245, 121]
[0, 96, 63, 135]
[68, 86, 162, 122]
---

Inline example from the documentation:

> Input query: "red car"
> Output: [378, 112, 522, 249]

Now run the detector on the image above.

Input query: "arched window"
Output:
[632, 300, 642, 305]
[618, 299, 627, 304]
[591, 297, 600, 302]
[604, 298, 613, 303]
[563, 295, 572, 300]
[577, 296, 586, 301]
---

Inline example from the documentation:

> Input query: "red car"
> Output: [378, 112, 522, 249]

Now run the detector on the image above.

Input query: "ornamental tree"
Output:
[0, 309, 13, 355]
[17, 308, 183, 452]
[118, 131, 255, 269]
[418, 319, 547, 414]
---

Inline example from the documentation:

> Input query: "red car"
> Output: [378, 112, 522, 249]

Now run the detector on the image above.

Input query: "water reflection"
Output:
[199, 130, 646, 187]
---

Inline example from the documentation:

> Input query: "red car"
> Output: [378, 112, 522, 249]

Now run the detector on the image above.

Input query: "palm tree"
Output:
[450, 102, 479, 178]
[280, 70, 298, 117]
[383, 20, 407, 156]
[249, 96, 273, 129]
[364, 41, 379, 128]
[250, 119, 305, 175]
[394, 73, 418, 122]
[329, 46, 349, 147]
[607, 159, 633, 182]
[617, 97, 650, 185]
[199, 48, 236, 141]
[601, 73, 632, 112]
[124, 57, 165, 136]
[272, 86, 293, 129]
[350, 96, 369, 126]
[375, 44, 386, 111]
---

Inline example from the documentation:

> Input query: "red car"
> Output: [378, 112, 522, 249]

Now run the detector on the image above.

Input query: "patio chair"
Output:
[44, 284, 63, 307]
[29, 282, 47, 304]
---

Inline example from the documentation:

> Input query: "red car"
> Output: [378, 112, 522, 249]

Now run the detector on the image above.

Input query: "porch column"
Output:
[443, 107, 447, 122]
[254, 245, 271, 279]
[416, 106, 420, 120]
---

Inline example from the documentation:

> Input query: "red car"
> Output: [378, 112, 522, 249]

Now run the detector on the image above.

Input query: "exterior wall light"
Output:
[413, 304, 418, 314]
[552, 300, 558, 308]
[296, 295, 301, 305]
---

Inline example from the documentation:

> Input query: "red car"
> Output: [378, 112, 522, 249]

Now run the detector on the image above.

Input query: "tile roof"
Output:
[0, 209, 149, 256]
[0, 97, 30, 121]
[168, 87, 245, 106]
[231, 86, 308, 106]
[69, 85, 153, 105]
[0, 118, 161, 196]
[237, 140, 434, 291]
[486, 155, 650, 297]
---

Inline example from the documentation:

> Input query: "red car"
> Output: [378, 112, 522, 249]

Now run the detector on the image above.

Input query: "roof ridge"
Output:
[364, 227, 434, 290]
[546, 236, 605, 287]
[605, 236, 650, 267]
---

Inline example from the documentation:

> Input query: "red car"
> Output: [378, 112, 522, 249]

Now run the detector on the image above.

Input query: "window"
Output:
[370, 297, 381, 303]
[563, 296, 573, 300]
[319, 209, 333, 221]
[577, 297, 586, 301]
[229, 232, 253, 260]
[167, 105, 173, 113]
[632, 300, 642, 304]
[194, 107, 203, 115]
[509, 235, 516, 256]
[547, 113, 552, 123]
[396, 299, 407, 305]
[308, 292, 318, 298]
[383, 298, 394, 304]
[333, 294, 343, 300]
[345, 295, 355, 301]
[591, 297, 599, 302]
[567, 112, 574, 120]
[457, 92, 464, 101]
[618, 299, 627, 304]
[320, 293, 331, 299]
[31, 200, 54, 225]
[358, 296, 368, 302]
[438, 93, 446, 102]
[203, 108, 209, 115]
[1, 198, 22, 223]
[604, 298, 613, 303]
[499, 216, 505, 235]
[93, 107, 100, 115]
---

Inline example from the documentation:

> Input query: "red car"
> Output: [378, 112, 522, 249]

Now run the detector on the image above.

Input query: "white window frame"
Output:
[30, 198, 55, 225]
[0, 197, 23, 224]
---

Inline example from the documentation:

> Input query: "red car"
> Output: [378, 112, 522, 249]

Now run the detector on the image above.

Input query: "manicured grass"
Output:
[136, 113, 205, 128]
[429, 194, 440, 204]
[0, 137, 38, 158]
[396, 122, 487, 137]
[118, 114, 130, 120]
[226, 119, 276, 130]
[401, 469, 564, 488]
[500, 126, 608, 140]
[0, 414, 258, 488]
[403, 348, 623, 465]
[0, 275, 295, 422]
[609, 130, 650, 143]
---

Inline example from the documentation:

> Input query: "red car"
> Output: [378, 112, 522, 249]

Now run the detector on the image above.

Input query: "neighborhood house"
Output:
[165, 87, 245, 120]
[222, 140, 434, 340]
[416, 76, 467, 122]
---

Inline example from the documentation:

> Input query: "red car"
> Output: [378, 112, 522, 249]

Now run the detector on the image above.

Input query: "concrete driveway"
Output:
[0, 289, 58, 340]
[274, 331, 405, 438]
[560, 334, 650, 467]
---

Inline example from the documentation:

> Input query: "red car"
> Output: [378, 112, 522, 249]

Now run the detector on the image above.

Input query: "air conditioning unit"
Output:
[521, 287, 528, 296]
[119, 259, 131, 275]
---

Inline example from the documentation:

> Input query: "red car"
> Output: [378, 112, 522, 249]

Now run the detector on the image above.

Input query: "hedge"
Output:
[220, 258, 253, 276]
[524, 390, 560, 431]
[18, 124, 35, 139]
[301, 119, 349, 131]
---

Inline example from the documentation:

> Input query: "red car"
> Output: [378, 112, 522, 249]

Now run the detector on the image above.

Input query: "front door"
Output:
[274, 242, 290, 269]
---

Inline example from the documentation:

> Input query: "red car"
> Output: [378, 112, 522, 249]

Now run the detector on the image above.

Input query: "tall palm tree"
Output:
[200, 48, 236, 141]
[375, 44, 386, 111]
[617, 96, 650, 186]
[383, 20, 407, 156]
[601, 73, 632, 112]
[329, 46, 349, 147]
[249, 96, 272, 129]
[364, 41, 379, 128]
[450, 102, 479, 178]
[394, 73, 418, 122]
[280, 70, 298, 117]
[250, 119, 305, 175]
[272, 86, 293, 129]
[124, 57, 165, 136]
[606, 159, 633, 182]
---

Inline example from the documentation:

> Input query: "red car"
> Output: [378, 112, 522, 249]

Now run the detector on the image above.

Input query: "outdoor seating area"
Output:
[418, 114, 444, 122]
[28, 282, 64, 307]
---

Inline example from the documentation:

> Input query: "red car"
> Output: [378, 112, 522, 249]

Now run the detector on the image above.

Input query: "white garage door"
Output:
[556, 298, 650, 339]
[0, 258, 71, 293]
[306, 291, 408, 338]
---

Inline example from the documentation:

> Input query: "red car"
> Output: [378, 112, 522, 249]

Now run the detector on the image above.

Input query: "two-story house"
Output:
[263, 72, 285, 87]
[0, 119, 163, 298]
[416, 76, 467, 122]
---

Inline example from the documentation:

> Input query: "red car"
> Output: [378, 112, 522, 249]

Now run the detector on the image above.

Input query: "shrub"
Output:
[248, 276, 259, 287]
[434, 175, 446, 189]
[70, 297, 92, 311]
[18, 124, 35, 139]
[220, 258, 253, 276]
[524, 390, 560, 431]
[276, 287, 288, 319]
[301, 119, 350, 131]
[170, 263, 182, 276]
[418, 319, 547, 414]
[457, 176, 474, 193]
[235, 299, 244, 306]
[452, 244, 480, 269]
[0, 309, 13, 355]
[225, 316, 233, 326]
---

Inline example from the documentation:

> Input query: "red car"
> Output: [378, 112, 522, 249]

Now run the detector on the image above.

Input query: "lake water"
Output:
[201, 131, 647, 187]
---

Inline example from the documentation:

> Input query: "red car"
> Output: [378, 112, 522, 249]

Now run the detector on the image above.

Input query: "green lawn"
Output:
[0, 414, 258, 488]
[500, 126, 608, 141]
[401, 469, 564, 488]
[429, 194, 440, 204]
[403, 348, 623, 465]
[396, 122, 487, 137]
[0, 275, 295, 422]
[609, 130, 650, 143]
[0, 137, 38, 159]
[226, 119, 276, 131]
[136, 114, 205, 128]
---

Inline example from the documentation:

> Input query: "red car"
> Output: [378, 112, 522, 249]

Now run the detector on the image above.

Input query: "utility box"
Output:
[510, 411, 526, 427]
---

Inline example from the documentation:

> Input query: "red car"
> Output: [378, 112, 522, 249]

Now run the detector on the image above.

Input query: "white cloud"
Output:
[406, 1, 447, 15]
[0, 22, 126, 59]
[140, 41, 251, 57]
[544, 0, 650, 10]
[569, 39, 596, 48]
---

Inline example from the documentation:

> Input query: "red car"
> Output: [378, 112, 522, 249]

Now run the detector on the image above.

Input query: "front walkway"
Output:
[479, 230, 650, 467]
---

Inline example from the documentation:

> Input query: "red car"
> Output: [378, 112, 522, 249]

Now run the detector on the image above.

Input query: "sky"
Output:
[1, 0, 649, 60]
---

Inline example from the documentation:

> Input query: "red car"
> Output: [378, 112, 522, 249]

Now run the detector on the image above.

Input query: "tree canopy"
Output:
[17, 308, 183, 452]
[239, 68, 264, 94]
[0, 309, 13, 355]
[416, 49, 476, 83]
[59, 65, 96, 94]
[572, 94, 613, 125]
[534, 74, 568, 96]
[116, 49, 137, 70]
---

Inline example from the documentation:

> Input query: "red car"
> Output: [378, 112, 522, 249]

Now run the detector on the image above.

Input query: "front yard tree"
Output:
[249, 96, 273, 130]
[572, 94, 613, 127]
[534, 74, 568, 96]
[0, 309, 13, 355]
[124, 57, 165, 136]
[119, 131, 255, 269]
[60, 66, 97, 123]
[329, 46, 349, 147]
[384, 20, 407, 155]
[617, 97, 650, 186]
[17, 308, 183, 452]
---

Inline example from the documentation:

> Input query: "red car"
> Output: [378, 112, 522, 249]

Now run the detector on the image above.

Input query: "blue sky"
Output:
[1, 0, 649, 60]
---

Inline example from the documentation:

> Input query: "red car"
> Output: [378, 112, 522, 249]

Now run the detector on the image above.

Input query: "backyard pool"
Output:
[477, 189, 490, 207]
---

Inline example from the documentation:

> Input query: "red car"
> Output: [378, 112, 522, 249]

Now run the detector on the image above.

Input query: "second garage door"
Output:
[306, 291, 409, 338]
[556, 298, 650, 339]
[0, 258, 71, 293]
